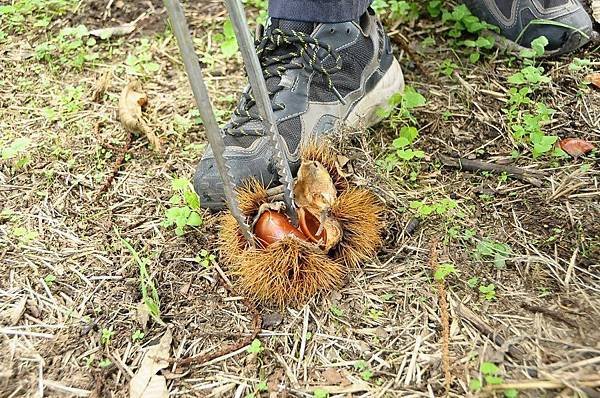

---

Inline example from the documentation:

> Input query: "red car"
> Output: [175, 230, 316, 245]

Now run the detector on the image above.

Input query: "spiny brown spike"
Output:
[330, 187, 385, 268]
[229, 237, 344, 307]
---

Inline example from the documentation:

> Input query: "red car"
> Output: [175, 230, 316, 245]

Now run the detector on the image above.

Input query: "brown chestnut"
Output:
[254, 210, 307, 246]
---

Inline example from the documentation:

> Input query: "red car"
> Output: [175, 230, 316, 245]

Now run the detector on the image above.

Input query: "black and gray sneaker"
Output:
[193, 9, 404, 209]
[463, 0, 594, 56]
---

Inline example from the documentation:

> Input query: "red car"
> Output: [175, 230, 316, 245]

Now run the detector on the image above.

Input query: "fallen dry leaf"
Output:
[0, 296, 27, 325]
[129, 328, 172, 398]
[135, 301, 150, 329]
[321, 217, 343, 252]
[91, 70, 111, 102]
[294, 160, 337, 217]
[593, 0, 599, 23]
[119, 80, 161, 150]
[558, 138, 595, 158]
[322, 368, 351, 386]
[89, 24, 136, 39]
[584, 72, 600, 89]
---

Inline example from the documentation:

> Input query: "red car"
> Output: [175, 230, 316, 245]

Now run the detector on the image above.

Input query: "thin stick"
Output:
[429, 239, 451, 395]
[520, 303, 578, 328]
[438, 154, 545, 187]
[485, 379, 600, 391]
[96, 128, 133, 198]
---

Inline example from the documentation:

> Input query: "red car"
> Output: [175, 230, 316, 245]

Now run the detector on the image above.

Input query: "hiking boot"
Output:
[463, 0, 594, 56]
[193, 9, 404, 209]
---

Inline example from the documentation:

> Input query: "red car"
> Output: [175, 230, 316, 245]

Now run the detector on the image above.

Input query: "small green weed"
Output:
[504, 36, 563, 159]
[44, 274, 57, 286]
[329, 305, 343, 317]
[195, 249, 216, 268]
[0, 0, 75, 32]
[313, 388, 329, 398]
[410, 198, 457, 218]
[118, 232, 162, 323]
[354, 360, 374, 382]
[2, 137, 32, 168]
[214, 20, 239, 58]
[441, 4, 496, 62]
[478, 283, 496, 301]
[100, 327, 114, 345]
[247, 339, 263, 354]
[132, 330, 145, 342]
[12, 226, 38, 243]
[35, 25, 99, 70]
[242, 0, 268, 25]
[99, 358, 112, 368]
[125, 38, 160, 75]
[368, 308, 384, 321]
[434, 263, 457, 281]
[162, 177, 203, 236]
[474, 240, 512, 269]
[470, 362, 518, 397]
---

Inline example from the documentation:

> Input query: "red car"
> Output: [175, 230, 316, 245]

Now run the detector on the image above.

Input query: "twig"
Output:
[485, 378, 600, 391]
[95, 130, 133, 198]
[169, 275, 262, 367]
[428, 239, 451, 395]
[455, 303, 524, 360]
[520, 303, 578, 328]
[438, 154, 545, 187]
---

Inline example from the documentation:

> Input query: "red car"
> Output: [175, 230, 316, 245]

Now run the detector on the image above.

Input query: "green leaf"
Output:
[187, 211, 202, 227]
[402, 87, 426, 109]
[469, 52, 480, 63]
[184, 189, 200, 210]
[392, 136, 410, 149]
[2, 137, 32, 160]
[399, 126, 419, 143]
[480, 362, 500, 375]
[313, 388, 329, 398]
[257, 381, 268, 391]
[434, 263, 456, 281]
[530, 36, 548, 57]
[485, 375, 504, 385]
[172, 178, 189, 191]
[330, 306, 343, 317]
[221, 39, 239, 58]
[247, 338, 263, 354]
[469, 378, 482, 391]
[467, 277, 479, 288]
[504, 388, 519, 398]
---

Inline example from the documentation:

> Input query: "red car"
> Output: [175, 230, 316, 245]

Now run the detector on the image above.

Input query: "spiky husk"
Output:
[218, 144, 386, 306]
[229, 237, 344, 307]
[330, 188, 385, 267]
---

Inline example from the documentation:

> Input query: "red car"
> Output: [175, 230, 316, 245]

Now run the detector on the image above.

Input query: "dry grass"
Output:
[1, 0, 600, 397]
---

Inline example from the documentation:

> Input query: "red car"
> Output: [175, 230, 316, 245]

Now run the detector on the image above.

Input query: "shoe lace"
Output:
[227, 27, 343, 136]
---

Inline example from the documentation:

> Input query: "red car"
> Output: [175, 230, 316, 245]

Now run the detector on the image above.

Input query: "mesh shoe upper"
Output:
[193, 10, 397, 209]
[464, 0, 593, 54]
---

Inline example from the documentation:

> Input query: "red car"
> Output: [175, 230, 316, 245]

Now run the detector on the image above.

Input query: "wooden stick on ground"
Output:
[429, 238, 452, 395]
[438, 154, 545, 187]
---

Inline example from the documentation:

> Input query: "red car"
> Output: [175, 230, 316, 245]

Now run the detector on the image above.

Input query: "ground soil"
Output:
[1, 1, 599, 397]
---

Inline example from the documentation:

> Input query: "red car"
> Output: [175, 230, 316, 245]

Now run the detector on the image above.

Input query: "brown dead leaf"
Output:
[0, 296, 27, 325]
[129, 328, 172, 398]
[119, 80, 161, 151]
[91, 70, 111, 102]
[335, 154, 353, 178]
[322, 368, 351, 386]
[294, 160, 337, 216]
[89, 24, 136, 39]
[136, 301, 149, 329]
[584, 72, 600, 89]
[558, 138, 595, 158]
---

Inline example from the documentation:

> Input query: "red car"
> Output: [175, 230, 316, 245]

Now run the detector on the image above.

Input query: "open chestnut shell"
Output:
[253, 210, 307, 246]
[297, 207, 327, 245]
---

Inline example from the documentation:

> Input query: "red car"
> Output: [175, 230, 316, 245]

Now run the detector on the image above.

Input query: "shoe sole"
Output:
[345, 57, 405, 129]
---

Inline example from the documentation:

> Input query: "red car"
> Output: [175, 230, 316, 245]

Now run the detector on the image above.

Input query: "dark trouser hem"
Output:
[268, 0, 371, 23]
